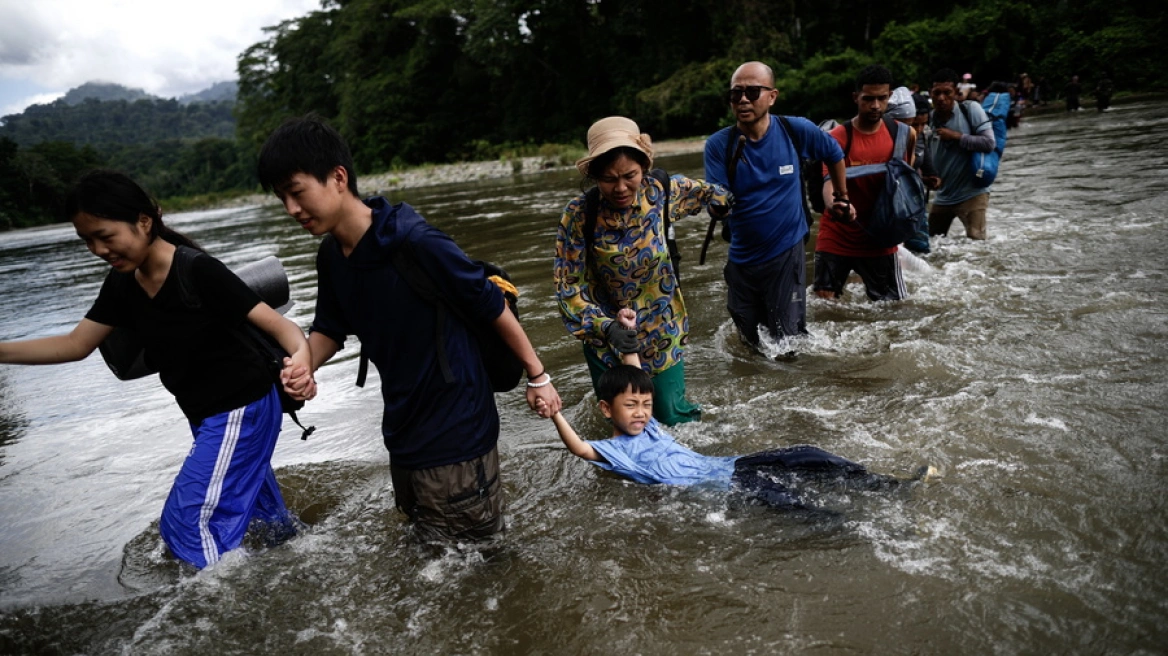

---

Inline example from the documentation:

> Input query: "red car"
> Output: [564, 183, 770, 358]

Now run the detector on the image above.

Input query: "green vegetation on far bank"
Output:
[2, 0, 1163, 230]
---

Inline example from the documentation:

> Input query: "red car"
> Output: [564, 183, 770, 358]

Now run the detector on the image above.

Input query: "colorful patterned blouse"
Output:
[554, 174, 730, 374]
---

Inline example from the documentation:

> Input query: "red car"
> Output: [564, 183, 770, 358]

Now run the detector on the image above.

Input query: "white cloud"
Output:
[0, 0, 322, 113]
[1, 92, 64, 119]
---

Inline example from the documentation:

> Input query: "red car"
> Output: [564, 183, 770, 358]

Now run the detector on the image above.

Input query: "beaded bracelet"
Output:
[526, 372, 553, 388]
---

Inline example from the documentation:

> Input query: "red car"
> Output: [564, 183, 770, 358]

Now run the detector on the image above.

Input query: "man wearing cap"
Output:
[704, 61, 851, 348]
[813, 65, 916, 301]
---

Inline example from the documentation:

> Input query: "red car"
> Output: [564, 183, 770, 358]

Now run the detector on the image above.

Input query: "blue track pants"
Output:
[159, 386, 291, 568]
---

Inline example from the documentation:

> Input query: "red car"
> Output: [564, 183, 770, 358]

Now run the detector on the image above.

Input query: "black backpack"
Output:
[98, 246, 316, 440]
[583, 168, 679, 285]
[351, 238, 523, 394]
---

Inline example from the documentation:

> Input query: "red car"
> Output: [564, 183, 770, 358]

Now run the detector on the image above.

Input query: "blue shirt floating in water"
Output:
[584, 418, 888, 508]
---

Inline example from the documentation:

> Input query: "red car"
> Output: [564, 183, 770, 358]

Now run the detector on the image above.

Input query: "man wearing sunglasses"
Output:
[704, 61, 852, 349]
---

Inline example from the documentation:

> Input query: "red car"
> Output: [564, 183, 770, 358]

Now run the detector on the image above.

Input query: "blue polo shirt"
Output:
[705, 115, 844, 265]
[586, 418, 737, 487]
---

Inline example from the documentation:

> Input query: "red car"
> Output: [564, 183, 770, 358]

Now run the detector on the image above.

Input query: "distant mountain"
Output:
[179, 81, 237, 105]
[62, 82, 154, 105]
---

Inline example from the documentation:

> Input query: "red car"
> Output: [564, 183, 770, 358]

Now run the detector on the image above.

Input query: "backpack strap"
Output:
[723, 126, 743, 188]
[647, 168, 671, 243]
[701, 128, 745, 265]
[775, 116, 816, 235]
[887, 116, 908, 160]
[171, 245, 203, 309]
[384, 236, 503, 389]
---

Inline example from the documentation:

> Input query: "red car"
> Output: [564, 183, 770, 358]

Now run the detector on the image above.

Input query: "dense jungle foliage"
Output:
[1, 0, 1162, 229]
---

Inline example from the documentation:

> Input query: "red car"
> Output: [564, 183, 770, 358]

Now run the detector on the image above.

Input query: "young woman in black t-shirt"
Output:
[0, 170, 317, 569]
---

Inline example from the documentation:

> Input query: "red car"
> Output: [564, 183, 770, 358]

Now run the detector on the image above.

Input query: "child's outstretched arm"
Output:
[546, 409, 602, 462]
[247, 303, 317, 401]
[0, 319, 111, 365]
[616, 308, 641, 368]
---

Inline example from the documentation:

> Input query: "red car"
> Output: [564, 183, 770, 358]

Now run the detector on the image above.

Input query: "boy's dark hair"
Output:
[855, 64, 894, 91]
[931, 68, 961, 88]
[258, 114, 360, 196]
[585, 146, 650, 181]
[597, 364, 654, 403]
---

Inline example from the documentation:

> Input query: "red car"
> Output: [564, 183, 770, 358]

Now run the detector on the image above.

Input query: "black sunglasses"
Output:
[726, 85, 774, 103]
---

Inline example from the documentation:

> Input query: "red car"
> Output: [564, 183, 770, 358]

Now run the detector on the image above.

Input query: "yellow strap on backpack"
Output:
[489, 275, 519, 298]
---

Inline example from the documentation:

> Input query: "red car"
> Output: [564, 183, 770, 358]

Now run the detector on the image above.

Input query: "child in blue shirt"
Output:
[544, 310, 935, 507]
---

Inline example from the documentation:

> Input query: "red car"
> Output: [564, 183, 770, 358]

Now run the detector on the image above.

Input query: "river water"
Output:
[2, 102, 1166, 654]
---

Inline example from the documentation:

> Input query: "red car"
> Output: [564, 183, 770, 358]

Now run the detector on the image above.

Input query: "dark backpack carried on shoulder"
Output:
[836, 117, 928, 248]
[98, 246, 316, 440]
[350, 237, 523, 394]
[583, 168, 679, 284]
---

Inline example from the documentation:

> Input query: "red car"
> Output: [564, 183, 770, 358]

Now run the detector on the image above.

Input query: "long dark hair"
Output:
[65, 170, 202, 251]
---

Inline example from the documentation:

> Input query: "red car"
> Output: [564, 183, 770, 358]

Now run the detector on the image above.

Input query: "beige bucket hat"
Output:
[574, 116, 654, 177]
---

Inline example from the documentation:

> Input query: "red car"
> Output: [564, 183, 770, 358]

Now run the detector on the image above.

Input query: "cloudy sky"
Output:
[0, 0, 322, 117]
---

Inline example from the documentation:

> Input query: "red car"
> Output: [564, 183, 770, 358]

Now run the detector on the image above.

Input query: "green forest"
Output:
[1, 0, 1162, 230]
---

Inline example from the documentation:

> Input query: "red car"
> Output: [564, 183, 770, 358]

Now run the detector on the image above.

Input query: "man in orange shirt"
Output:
[813, 64, 916, 302]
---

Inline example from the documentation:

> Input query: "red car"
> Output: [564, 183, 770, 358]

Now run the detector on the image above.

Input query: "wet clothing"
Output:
[586, 418, 881, 509]
[928, 102, 996, 207]
[928, 192, 990, 240]
[86, 250, 292, 568]
[160, 385, 293, 569]
[587, 418, 737, 486]
[813, 251, 907, 301]
[87, 254, 269, 422]
[312, 197, 508, 540]
[313, 197, 505, 471]
[816, 121, 902, 258]
[704, 116, 843, 343]
[583, 344, 700, 426]
[814, 121, 909, 301]
[723, 241, 808, 344]
[555, 174, 730, 374]
[390, 446, 505, 542]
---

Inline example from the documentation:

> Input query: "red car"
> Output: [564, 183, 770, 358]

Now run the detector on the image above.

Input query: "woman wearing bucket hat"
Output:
[553, 116, 731, 426]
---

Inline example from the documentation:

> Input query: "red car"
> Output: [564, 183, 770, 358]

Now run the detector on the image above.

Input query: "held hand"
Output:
[828, 198, 855, 222]
[616, 308, 637, 331]
[527, 382, 561, 418]
[708, 203, 730, 220]
[603, 320, 639, 354]
[281, 356, 317, 401]
[936, 127, 961, 141]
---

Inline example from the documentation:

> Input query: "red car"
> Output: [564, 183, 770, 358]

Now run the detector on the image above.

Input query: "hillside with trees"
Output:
[234, 0, 1163, 175]
[1, 0, 1162, 230]
[0, 84, 249, 229]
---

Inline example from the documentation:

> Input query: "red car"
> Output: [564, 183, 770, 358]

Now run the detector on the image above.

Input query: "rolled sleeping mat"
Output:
[232, 255, 293, 315]
[98, 254, 296, 380]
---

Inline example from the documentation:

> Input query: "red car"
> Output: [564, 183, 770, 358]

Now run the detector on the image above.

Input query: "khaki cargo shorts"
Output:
[390, 446, 505, 543]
